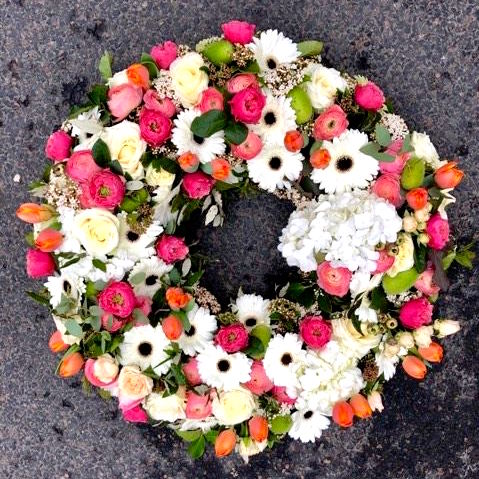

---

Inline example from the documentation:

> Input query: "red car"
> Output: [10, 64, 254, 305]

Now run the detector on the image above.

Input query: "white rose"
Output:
[212, 388, 256, 426]
[332, 317, 381, 359]
[411, 132, 445, 169]
[72, 208, 120, 257]
[94, 354, 119, 383]
[144, 390, 186, 422]
[102, 121, 147, 180]
[305, 64, 347, 110]
[434, 319, 461, 338]
[387, 233, 414, 277]
[145, 164, 175, 188]
[107, 69, 129, 88]
[413, 325, 434, 348]
[169, 52, 209, 108]
[237, 438, 268, 463]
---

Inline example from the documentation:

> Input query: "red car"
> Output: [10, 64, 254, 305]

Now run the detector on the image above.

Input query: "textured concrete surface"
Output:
[1, 0, 478, 478]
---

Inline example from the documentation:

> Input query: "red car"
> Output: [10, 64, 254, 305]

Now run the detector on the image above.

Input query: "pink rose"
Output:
[316, 261, 352, 297]
[226, 73, 259, 94]
[135, 295, 152, 317]
[372, 173, 404, 208]
[65, 150, 102, 183]
[221, 20, 256, 44]
[98, 282, 137, 319]
[139, 108, 172, 147]
[182, 357, 202, 385]
[143, 90, 176, 117]
[354, 81, 385, 111]
[122, 405, 149, 423]
[26, 248, 55, 278]
[78, 182, 96, 209]
[88, 170, 125, 209]
[150, 41, 178, 69]
[399, 297, 433, 329]
[299, 315, 332, 349]
[373, 249, 395, 274]
[185, 391, 213, 419]
[84, 359, 117, 388]
[231, 131, 263, 160]
[313, 105, 348, 141]
[107, 83, 143, 120]
[215, 323, 249, 353]
[426, 213, 450, 250]
[198, 87, 224, 113]
[45, 130, 73, 162]
[101, 313, 129, 333]
[414, 264, 440, 297]
[156, 235, 189, 264]
[379, 139, 411, 175]
[182, 171, 215, 199]
[272, 386, 296, 405]
[229, 86, 266, 124]
[243, 360, 274, 395]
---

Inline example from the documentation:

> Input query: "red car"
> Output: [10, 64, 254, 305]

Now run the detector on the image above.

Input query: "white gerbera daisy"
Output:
[44, 272, 85, 311]
[171, 109, 226, 164]
[119, 325, 171, 375]
[128, 256, 172, 298]
[248, 29, 300, 72]
[310, 129, 379, 193]
[248, 143, 303, 192]
[250, 92, 297, 144]
[177, 305, 217, 356]
[85, 255, 135, 283]
[289, 407, 330, 443]
[197, 344, 252, 391]
[232, 293, 270, 331]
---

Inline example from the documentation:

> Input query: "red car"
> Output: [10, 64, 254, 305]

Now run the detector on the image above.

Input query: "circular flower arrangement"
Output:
[17, 20, 473, 461]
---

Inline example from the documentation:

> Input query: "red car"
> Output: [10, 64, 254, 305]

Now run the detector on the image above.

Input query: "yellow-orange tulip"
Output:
[248, 415, 269, 442]
[402, 355, 427, 380]
[16, 203, 54, 223]
[59, 352, 85, 378]
[332, 400, 354, 428]
[418, 341, 444, 363]
[349, 393, 372, 419]
[35, 228, 63, 252]
[126, 63, 150, 90]
[48, 330, 68, 353]
[214, 429, 237, 457]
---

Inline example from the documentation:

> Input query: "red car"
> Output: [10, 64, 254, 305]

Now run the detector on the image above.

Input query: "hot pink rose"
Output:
[373, 249, 395, 274]
[414, 264, 440, 297]
[372, 173, 403, 208]
[182, 171, 215, 199]
[229, 86, 266, 124]
[226, 73, 259, 94]
[88, 170, 125, 209]
[426, 213, 450, 250]
[185, 391, 213, 419]
[45, 130, 73, 162]
[182, 357, 202, 385]
[139, 108, 172, 147]
[299, 315, 332, 349]
[243, 360, 274, 395]
[198, 87, 224, 113]
[399, 297, 433, 329]
[150, 41, 178, 69]
[156, 235, 189, 264]
[98, 281, 137, 318]
[231, 131, 263, 160]
[215, 323, 249, 353]
[26, 248, 55, 278]
[354, 81, 385, 111]
[65, 150, 102, 183]
[143, 90, 176, 117]
[313, 105, 348, 141]
[84, 359, 117, 388]
[379, 139, 411, 175]
[272, 386, 296, 405]
[317, 261, 352, 297]
[107, 83, 143, 120]
[123, 405, 149, 423]
[221, 20, 256, 44]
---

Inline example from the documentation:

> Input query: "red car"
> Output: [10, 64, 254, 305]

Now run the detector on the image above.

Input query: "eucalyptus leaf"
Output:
[224, 121, 248, 144]
[375, 123, 392, 147]
[65, 318, 83, 338]
[191, 110, 227, 138]
[176, 429, 202, 442]
[92, 259, 107, 272]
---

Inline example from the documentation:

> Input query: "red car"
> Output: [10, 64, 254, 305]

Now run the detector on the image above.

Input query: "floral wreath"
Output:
[17, 20, 474, 461]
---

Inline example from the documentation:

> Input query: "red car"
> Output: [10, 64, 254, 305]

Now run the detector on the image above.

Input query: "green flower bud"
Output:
[202, 40, 234, 65]
[382, 267, 419, 295]
[400, 156, 425, 190]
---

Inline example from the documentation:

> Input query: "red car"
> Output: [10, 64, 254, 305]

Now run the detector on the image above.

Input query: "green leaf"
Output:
[92, 259, 107, 272]
[191, 110, 227, 138]
[87, 84, 108, 105]
[270, 415, 292, 435]
[98, 51, 113, 81]
[140, 52, 158, 79]
[310, 140, 323, 154]
[370, 287, 389, 313]
[243, 336, 265, 359]
[297, 40, 324, 57]
[26, 290, 51, 306]
[224, 121, 248, 145]
[133, 308, 150, 325]
[442, 249, 456, 270]
[129, 272, 146, 285]
[413, 242, 427, 274]
[89, 315, 101, 332]
[109, 159, 123, 176]
[360, 142, 395, 162]
[375, 124, 392, 147]
[429, 250, 450, 291]
[214, 180, 238, 191]
[204, 429, 219, 444]
[92, 138, 111, 167]
[24, 231, 35, 247]
[152, 156, 178, 174]
[172, 310, 191, 332]
[185, 270, 204, 286]
[169, 267, 181, 285]
[187, 435, 205, 459]
[176, 429, 202, 442]
[64, 318, 83, 338]
[400, 133, 414, 154]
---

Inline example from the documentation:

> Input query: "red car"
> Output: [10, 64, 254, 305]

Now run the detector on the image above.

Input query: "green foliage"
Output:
[374, 123, 392, 147]
[92, 138, 111, 167]
[360, 142, 395, 162]
[297, 40, 324, 57]
[224, 121, 248, 144]
[98, 51, 113, 81]
[191, 110, 227, 138]
[140, 52, 159, 79]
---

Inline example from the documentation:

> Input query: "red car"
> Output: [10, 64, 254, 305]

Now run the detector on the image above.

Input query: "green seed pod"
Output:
[287, 86, 313, 124]
[202, 39, 234, 65]
[400, 156, 425, 190]
[386, 318, 398, 329]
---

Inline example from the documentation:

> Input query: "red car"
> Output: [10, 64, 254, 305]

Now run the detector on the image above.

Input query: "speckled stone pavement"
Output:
[1, 1, 478, 478]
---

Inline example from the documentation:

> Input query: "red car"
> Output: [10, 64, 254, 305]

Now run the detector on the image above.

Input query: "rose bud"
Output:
[123, 405, 149, 423]
[434, 161, 464, 189]
[84, 355, 118, 387]
[107, 83, 143, 121]
[434, 319, 460, 338]
[226, 73, 259, 94]
[425, 213, 450, 250]
[248, 416, 269, 442]
[26, 249, 55, 278]
[367, 391, 384, 412]
[215, 429, 237, 457]
[59, 352, 85, 378]
[418, 341, 443, 363]
[332, 401, 354, 428]
[406, 187, 428, 210]
[16, 203, 54, 223]
[126, 63, 150, 90]
[310, 148, 331, 169]
[139, 108, 172, 147]
[316, 261, 352, 297]
[143, 90, 176, 117]
[182, 171, 215, 199]
[45, 130, 73, 162]
[402, 355, 427, 380]
[380, 139, 410, 175]
[349, 394, 372, 419]
[178, 151, 200, 173]
[198, 87, 224, 113]
[156, 235, 189, 264]
[313, 104, 348, 140]
[284, 130, 304, 152]
[182, 357, 202, 386]
[243, 360, 274, 395]
[65, 150, 102, 183]
[221, 20, 256, 45]
[372, 249, 395, 274]
[202, 39, 234, 66]
[162, 314, 183, 340]
[185, 391, 213, 419]
[165, 287, 192, 311]
[48, 330, 68, 353]
[35, 228, 64, 252]
[150, 41, 178, 69]
[354, 81, 385, 111]
[211, 158, 231, 181]
[231, 131, 263, 160]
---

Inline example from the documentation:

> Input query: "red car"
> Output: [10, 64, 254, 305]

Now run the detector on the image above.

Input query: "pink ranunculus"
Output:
[299, 315, 332, 349]
[354, 81, 385, 111]
[272, 386, 296, 405]
[101, 312, 128, 333]
[242, 360, 274, 395]
[143, 89, 176, 117]
[139, 108, 172, 147]
[231, 131, 263, 160]
[185, 391, 213, 419]
[379, 139, 411, 175]
[98, 282, 137, 319]
[414, 264, 440, 297]
[107, 83, 143, 121]
[88, 170, 125, 209]
[426, 213, 450, 250]
[229, 86, 266, 124]
[215, 323, 249, 353]
[45, 130, 73, 162]
[26, 248, 55, 278]
[226, 73, 259, 94]
[198, 87, 224, 113]
[182, 171, 215, 199]
[221, 20, 256, 44]
[65, 150, 102, 183]
[313, 105, 348, 141]
[122, 405, 149, 423]
[84, 359, 117, 388]
[316, 261, 352, 297]
[372, 173, 403, 208]
[182, 357, 202, 385]
[373, 249, 395, 274]
[399, 297, 433, 329]
[78, 182, 97, 208]
[150, 41, 178, 69]
[156, 235, 189, 264]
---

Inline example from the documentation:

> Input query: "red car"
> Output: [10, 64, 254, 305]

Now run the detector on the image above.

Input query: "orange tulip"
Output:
[126, 63, 150, 90]
[434, 161, 464, 189]
[215, 429, 237, 457]
[248, 415, 269, 442]
[349, 393, 372, 419]
[162, 315, 183, 340]
[211, 158, 231, 181]
[310, 148, 331, 169]
[405, 187, 428, 210]
[402, 355, 427, 380]
[178, 151, 200, 172]
[35, 228, 64, 252]
[165, 287, 192, 311]
[284, 130, 304, 152]
[16, 203, 54, 223]
[59, 352, 84, 378]
[418, 341, 443, 363]
[48, 330, 68, 353]
[332, 400, 354, 428]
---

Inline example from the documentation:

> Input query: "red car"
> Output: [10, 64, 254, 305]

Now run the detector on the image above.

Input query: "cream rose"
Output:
[144, 390, 186, 422]
[387, 233, 414, 277]
[396, 331, 415, 350]
[237, 438, 268, 463]
[72, 208, 120, 257]
[410, 132, 445, 169]
[305, 64, 347, 110]
[332, 317, 381, 359]
[413, 325, 434, 348]
[102, 121, 147, 180]
[145, 164, 175, 188]
[118, 365, 153, 401]
[212, 388, 256, 426]
[169, 52, 209, 108]
[94, 354, 119, 383]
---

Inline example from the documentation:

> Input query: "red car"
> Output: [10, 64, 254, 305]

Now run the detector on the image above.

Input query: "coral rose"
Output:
[317, 261, 352, 297]
[215, 323, 249, 353]
[211, 158, 231, 181]
[284, 130, 304, 152]
[45, 130, 73, 162]
[162, 315, 183, 340]
[226, 73, 259, 94]
[372, 173, 403, 208]
[313, 104, 348, 141]
[48, 330, 68, 353]
[221, 20, 256, 44]
[425, 213, 450, 250]
[59, 352, 84, 378]
[418, 341, 443, 363]
[182, 357, 202, 386]
[185, 391, 213, 419]
[34, 228, 63, 252]
[231, 131, 263, 160]
[156, 235, 189, 264]
[414, 264, 440, 297]
[299, 315, 332, 349]
[248, 416, 269, 442]
[354, 81, 385, 111]
[65, 150, 102, 183]
[379, 139, 410, 175]
[16, 203, 54, 223]
[178, 151, 200, 172]
[406, 187, 428, 210]
[399, 297, 433, 330]
[310, 148, 331, 169]
[88, 170, 125, 209]
[126, 63, 150, 90]
[229, 86, 266, 124]
[198, 87, 224, 113]
[373, 249, 395, 274]
[26, 248, 55, 278]
[350, 394, 372, 419]
[107, 83, 143, 121]
[98, 281, 137, 318]
[150, 41, 178, 69]
[215, 429, 237, 457]
[182, 171, 215, 199]
[139, 108, 172, 147]
[143, 90, 176, 117]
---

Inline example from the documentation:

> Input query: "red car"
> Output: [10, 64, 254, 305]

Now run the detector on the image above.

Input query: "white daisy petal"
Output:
[232, 293, 271, 331]
[128, 256, 172, 298]
[289, 408, 330, 443]
[177, 305, 217, 356]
